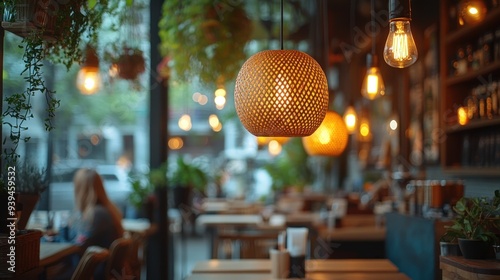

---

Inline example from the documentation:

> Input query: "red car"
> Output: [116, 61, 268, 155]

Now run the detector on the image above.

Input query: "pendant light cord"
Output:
[371, 0, 375, 55]
[280, 0, 284, 50]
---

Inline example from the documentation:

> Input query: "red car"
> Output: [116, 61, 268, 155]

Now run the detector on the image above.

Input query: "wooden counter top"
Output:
[440, 255, 500, 276]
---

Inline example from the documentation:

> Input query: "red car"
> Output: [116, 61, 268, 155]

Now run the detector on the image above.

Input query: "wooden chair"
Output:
[127, 233, 143, 280]
[71, 246, 109, 280]
[104, 237, 133, 280]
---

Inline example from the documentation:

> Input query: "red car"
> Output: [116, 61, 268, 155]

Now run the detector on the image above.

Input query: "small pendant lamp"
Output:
[234, 0, 329, 137]
[77, 45, 101, 95]
[302, 111, 348, 156]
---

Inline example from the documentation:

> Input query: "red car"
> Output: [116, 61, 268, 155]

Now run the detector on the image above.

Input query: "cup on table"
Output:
[270, 248, 290, 279]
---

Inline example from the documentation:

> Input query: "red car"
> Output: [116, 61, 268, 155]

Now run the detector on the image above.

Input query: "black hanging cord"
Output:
[371, 0, 376, 55]
[280, 0, 284, 50]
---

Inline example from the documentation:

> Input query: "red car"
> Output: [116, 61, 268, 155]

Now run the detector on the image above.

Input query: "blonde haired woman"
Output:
[52, 169, 124, 280]
[73, 168, 124, 249]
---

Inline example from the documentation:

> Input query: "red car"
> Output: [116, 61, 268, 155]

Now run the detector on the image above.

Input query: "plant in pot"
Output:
[168, 155, 209, 209]
[13, 162, 48, 230]
[443, 190, 500, 259]
[127, 172, 155, 220]
[167, 155, 209, 235]
[1, 0, 117, 163]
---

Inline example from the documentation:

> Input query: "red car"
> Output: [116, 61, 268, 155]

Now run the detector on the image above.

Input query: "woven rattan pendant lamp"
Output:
[234, 0, 329, 137]
[302, 111, 348, 156]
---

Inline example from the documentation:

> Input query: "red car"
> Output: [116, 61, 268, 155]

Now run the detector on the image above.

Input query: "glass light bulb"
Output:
[343, 106, 357, 134]
[76, 67, 101, 95]
[361, 67, 385, 100]
[383, 20, 418, 68]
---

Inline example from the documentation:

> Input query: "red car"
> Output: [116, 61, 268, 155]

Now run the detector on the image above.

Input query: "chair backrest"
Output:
[71, 246, 109, 280]
[105, 237, 133, 280]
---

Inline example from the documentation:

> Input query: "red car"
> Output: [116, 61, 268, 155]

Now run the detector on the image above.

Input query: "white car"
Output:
[47, 165, 131, 212]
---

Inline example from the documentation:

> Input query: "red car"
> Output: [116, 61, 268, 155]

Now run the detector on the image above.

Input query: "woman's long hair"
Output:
[73, 168, 124, 237]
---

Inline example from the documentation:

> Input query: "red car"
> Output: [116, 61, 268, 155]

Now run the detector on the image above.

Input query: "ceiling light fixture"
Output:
[234, 0, 329, 137]
[302, 111, 348, 156]
[362, 0, 385, 100]
[383, 0, 418, 68]
[77, 45, 101, 95]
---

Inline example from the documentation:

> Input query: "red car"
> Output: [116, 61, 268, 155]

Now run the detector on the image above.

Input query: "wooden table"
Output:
[186, 272, 410, 280]
[191, 259, 400, 273]
[319, 226, 386, 241]
[39, 242, 81, 267]
[189, 259, 409, 280]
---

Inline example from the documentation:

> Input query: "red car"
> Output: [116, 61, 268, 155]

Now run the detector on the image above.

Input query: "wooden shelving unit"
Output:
[439, 0, 500, 176]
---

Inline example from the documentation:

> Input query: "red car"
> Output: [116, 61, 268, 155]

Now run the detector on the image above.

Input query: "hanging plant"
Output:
[158, 0, 252, 84]
[0, 0, 118, 164]
[115, 46, 146, 80]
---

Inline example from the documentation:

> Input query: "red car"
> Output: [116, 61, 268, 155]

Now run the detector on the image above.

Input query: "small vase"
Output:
[458, 238, 493, 259]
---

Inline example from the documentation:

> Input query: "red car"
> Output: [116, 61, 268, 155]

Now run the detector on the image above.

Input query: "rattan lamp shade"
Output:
[302, 111, 348, 156]
[234, 50, 329, 137]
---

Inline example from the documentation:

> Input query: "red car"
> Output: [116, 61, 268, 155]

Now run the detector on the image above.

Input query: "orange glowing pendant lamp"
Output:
[302, 111, 348, 156]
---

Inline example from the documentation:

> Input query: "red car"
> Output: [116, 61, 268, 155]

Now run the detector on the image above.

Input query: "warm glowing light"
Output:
[343, 106, 357, 134]
[268, 140, 282, 156]
[302, 111, 348, 156]
[389, 119, 398, 131]
[234, 50, 329, 136]
[458, 107, 468, 125]
[77, 45, 101, 95]
[209, 114, 220, 129]
[168, 137, 184, 150]
[468, 7, 478, 14]
[178, 114, 192, 131]
[360, 122, 370, 137]
[384, 20, 418, 68]
[215, 96, 226, 110]
[215, 88, 226, 97]
[77, 67, 101, 95]
[257, 137, 289, 146]
[362, 67, 385, 100]
[459, 0, 487, 25]
[213, 122, 222, 132]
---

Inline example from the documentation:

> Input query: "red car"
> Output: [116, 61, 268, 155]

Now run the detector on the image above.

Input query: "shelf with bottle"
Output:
[440, 1, 500, 175]
[446, 1, 500, 43]
[445, 80, 500, 131]
[446, 31, 500, 81]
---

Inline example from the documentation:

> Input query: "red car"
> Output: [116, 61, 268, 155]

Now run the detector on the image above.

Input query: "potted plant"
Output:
[168, 155, 209, 209]
[127, 173, 155, 220]
[13, 162, 48, 230]
[443, 190, 500, 259]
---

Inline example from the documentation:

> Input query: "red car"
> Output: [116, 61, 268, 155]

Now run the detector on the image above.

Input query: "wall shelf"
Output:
[440, 0, 500, 176]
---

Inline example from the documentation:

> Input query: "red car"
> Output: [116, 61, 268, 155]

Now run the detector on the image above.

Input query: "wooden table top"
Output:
[186, 272, 410, 280]
[39, 242, 81, 267]
[318, 226, 386, 241]
[191, 259, 399, 274]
